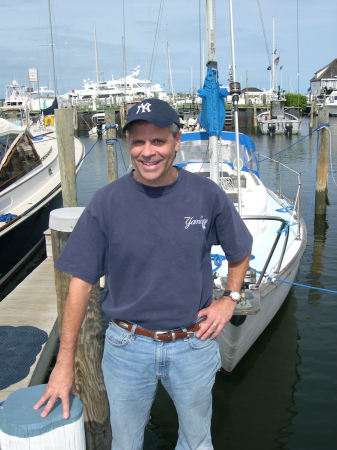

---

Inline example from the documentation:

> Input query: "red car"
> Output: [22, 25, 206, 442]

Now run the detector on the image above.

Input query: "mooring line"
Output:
[255, 270, 337, 294]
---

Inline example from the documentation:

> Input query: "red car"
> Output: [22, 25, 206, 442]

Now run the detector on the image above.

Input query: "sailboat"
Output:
[176, 0, 307, 372]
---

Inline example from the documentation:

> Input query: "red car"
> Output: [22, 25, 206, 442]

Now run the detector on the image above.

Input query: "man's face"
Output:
[128, 122, 182, 187]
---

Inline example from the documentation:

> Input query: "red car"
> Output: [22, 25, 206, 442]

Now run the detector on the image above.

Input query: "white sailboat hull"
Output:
[217, 240, 305, 373]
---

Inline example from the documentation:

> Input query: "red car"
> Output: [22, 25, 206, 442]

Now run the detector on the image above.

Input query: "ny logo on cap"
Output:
[136, 102, 151, 114]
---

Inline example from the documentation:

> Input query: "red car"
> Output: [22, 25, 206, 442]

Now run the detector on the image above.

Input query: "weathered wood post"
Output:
[120, 105, 125, 130]
[314, 96, 317, 115]
[105, 110, 117, 183]
[309, 98, 314, 132]
[253, 102, 258, 134]
[73, 106, 78, 136]
[50, 208, 112, 450]
[315, 108, 329, 216]
[55, 108, 78, 208]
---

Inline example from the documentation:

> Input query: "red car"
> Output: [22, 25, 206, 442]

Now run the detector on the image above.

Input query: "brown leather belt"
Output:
[113, 319, 206, 341]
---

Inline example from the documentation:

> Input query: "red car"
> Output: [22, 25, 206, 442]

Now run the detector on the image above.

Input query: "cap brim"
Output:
[122, 116, 180, 133]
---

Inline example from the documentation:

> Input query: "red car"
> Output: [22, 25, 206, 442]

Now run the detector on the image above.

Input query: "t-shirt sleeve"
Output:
[54, 207, 108, 285]
[212, 190, 253, 262]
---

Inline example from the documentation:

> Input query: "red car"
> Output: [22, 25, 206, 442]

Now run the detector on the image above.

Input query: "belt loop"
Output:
[131, 323, 137, 338]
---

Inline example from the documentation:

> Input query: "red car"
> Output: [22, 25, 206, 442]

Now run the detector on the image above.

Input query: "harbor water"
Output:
[4, 116, 337, 449]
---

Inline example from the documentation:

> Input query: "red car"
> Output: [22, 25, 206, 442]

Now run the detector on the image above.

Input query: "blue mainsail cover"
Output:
[197, 67, 228, 136]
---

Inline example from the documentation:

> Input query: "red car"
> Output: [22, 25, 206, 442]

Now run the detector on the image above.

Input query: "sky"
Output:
[1, 0, 336, 100]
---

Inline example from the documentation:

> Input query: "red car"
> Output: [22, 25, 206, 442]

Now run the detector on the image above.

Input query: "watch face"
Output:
[231, 291, 241, 301]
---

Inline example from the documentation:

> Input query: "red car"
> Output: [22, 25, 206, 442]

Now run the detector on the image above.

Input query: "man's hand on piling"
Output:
[33, 363, 77, 419]
[195, 297, 236, 340]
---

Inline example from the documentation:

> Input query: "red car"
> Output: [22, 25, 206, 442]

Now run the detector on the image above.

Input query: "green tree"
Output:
[284, 93, 307, 111]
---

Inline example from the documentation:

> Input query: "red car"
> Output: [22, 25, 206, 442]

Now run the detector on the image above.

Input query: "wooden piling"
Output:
[315, 108, 329, 216]
[120, 105, 125, 130]
[50, 208, 112, 450]
[55, 108, 78, 208]
[309, 99, 314, 132]
[73, 106, 78, 135]
[314, 96, 317, 115]
[253, 103, 258, 134]
[105, 110, 117, 183]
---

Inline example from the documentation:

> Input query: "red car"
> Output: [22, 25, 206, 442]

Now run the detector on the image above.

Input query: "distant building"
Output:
[310, 58, 337, 96]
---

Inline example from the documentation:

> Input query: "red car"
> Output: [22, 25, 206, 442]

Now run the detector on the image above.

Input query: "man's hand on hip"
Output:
[195, 296, 237, 340]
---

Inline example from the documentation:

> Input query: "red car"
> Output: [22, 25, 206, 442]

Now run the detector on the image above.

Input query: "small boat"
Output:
[178, 0, 307, 373]
[1, 80, 31, 111]
[257, 99, 301, 135]
[325, 90, 337, 116]
[0, 119, 85, 287]
[88, 112, 106, 136]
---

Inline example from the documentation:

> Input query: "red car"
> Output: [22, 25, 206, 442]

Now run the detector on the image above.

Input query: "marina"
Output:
[0, 115, 336, 448]
[0, 0, 336, 447]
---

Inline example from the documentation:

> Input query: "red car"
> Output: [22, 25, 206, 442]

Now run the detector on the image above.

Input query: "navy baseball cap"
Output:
[122, 98, 180, 133]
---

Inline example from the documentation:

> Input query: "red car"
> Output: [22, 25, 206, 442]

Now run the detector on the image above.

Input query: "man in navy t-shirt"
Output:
[35, 99, 252, 450]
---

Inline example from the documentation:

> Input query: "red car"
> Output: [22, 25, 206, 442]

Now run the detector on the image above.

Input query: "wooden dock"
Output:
[0, 257, 59, 403]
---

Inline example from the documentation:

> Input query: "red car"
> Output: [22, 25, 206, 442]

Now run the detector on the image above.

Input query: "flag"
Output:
[267, 66, 271, 70]
[280, 65, 283, 70]
[274, 56, 280, 64]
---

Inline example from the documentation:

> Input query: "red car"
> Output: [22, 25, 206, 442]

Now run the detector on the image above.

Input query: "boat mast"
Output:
[228, 0, 242, 215]
[94, 23, 100, 109]
[272, 16, 275, 92]
[47, 0, 57, 98]
[206, 0, 219, 185]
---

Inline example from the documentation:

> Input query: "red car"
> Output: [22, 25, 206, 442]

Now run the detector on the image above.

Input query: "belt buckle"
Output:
[154, 331, 175, 341]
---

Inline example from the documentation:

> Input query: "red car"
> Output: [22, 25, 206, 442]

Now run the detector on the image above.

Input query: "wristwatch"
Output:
[223, 290, 241, 303]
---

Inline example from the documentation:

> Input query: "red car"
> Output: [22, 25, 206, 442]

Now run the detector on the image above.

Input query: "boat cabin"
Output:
[0, 129, 41, 193]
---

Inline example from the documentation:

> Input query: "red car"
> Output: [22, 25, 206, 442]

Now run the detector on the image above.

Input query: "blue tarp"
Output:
[197, 67, 228, 136]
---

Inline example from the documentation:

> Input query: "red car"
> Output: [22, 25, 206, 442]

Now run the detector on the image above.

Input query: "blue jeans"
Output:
[102, 320, 221, 450]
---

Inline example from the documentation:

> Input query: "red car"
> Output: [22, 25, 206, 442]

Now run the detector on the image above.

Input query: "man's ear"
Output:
[175, 129, 182, 152]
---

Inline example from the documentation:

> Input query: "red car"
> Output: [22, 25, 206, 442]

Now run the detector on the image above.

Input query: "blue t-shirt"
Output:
[55, 167, 252, 330]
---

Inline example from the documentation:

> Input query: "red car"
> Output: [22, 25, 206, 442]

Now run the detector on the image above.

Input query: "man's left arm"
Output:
[195, 250, 251, 340]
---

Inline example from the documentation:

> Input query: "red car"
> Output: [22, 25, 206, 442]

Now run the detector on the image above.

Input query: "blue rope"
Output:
[276, 206, 294, 213]
[211, 254, 226, 272]
[76, 128, 107, 167]
[106, 138, 127, 171]
[259, 122, 330, 162]
[277, 219, 301, 236]
[0, 213, 18, 223]
[255, 270, 337, 294]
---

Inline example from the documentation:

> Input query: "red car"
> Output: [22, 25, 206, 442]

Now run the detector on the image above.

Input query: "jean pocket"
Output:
[105, 321, 131, 347]
[187, 333, 216, 350]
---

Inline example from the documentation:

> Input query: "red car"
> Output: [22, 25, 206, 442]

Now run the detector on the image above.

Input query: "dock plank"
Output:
[0, 257, 59, 403]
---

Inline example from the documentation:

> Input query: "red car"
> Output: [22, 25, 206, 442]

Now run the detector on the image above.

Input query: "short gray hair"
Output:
[126, 120, 180, 138]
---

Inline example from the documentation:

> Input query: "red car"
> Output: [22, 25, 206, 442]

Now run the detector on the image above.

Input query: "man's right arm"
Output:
[34, 276, 93, 419]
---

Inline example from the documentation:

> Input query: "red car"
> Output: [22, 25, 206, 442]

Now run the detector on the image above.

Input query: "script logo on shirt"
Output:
[184, 216, 208, 230]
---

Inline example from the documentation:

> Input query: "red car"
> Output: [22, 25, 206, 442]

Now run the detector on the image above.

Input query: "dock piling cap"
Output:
[49, 207, 85, 232]
[0, 384, 83, 438]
